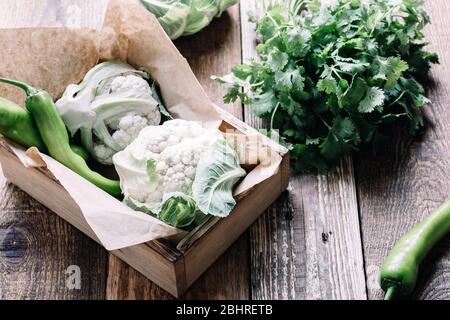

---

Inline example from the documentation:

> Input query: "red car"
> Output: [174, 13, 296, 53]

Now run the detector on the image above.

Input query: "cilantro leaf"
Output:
[358, 87, 385, 113]
[317, 77, 338, 94]
[267, 49, 289, 72]
[374, 56, 409, 89]
[335, 60, 369, 73]
[341, 77, 367, 107]
[320, 117, 358, 160]
[252, 90, 278, 117]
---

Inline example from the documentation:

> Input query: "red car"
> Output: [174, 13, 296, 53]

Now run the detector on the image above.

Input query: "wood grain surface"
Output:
[0, 0, 449, 300]
[355, 0, 450, 300]
[0, 168, 108, 299]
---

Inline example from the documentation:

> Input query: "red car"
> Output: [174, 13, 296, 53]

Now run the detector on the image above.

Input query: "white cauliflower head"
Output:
[110, 75, 155, 100]
[113, 119, 222, 210]
[56, 61, 167, 165]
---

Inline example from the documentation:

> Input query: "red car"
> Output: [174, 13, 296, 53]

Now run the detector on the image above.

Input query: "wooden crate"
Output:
[0, 114, 289, 297]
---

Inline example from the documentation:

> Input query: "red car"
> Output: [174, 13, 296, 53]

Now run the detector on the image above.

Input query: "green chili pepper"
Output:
[0, 78, 121, 197]
[0, 96, 46, 151]
[379, 199, 450, 300]
[68, 143, 91, 163]
[0, 96, 90, 161]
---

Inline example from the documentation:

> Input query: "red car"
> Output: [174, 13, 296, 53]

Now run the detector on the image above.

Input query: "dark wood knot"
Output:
[0, 225, 29, 266]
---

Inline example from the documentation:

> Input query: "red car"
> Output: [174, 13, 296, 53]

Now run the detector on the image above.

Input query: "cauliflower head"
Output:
[56, 61, 167, 165]
[114, 119, 247, 228]
[113, 119, 222, 210]
[140, 0, 239, 40]
[91, 75, 162, 164]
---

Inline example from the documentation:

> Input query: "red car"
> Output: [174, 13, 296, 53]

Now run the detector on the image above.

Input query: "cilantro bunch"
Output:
[214, 0, 438, 173]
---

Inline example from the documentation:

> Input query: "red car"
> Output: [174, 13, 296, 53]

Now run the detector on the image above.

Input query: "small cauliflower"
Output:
[113, 119, 247, 228]
[56, 61, 168, 165]
[113, 119, 222, 208]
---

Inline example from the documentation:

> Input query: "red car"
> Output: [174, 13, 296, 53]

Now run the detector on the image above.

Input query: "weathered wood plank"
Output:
[0, 0, 109, 300]
[175, 5, 243, 119]
[240, 0, 367, 300]
[175, 4, 249, 301]
[356, 0, 450, 300]
[0, 0, 108, 30]
[105, 4, 250, 300]
[0, 168, 108, 299]
[182, 235, 249, 300]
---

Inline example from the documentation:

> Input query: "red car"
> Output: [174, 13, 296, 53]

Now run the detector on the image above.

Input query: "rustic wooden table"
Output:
[0, 0, 449, 300]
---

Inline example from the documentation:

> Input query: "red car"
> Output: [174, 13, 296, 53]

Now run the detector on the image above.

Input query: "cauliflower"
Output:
[91, 75, 162, 163]
[113, 119, 222, 206]
[113, 119, 247, 228]
[110, 75, 154, 100]
[56, 61, 168, 165]
[149, 134, 217, 202]
[141, 0, 239, 40]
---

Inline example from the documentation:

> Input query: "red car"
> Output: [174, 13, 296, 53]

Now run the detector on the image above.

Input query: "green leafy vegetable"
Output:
[192, 139, 247, 217]
[214, 0, 438, 173]
[140, 0, 239, 40]
[159, 193, 201, 228]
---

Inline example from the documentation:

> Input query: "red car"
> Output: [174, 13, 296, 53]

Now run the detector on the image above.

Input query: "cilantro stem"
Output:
[368, 5, 401, 37]
[316, 112, 331, 130]
[330, 60, 353, 78]
[266, 13, 279, 28]
[386, 91, 406, 109]
[249, 80, 265, 88]
[270, 102, 281, 130]
[341, 74, 357, 97]
[331, 67, 343, 80]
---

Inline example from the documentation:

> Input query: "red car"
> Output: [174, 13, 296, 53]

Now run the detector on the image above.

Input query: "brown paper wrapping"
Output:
[0, 0, 282, 251]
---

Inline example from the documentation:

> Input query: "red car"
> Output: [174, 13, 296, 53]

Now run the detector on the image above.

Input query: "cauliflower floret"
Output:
[113, 120, 223, 208]
[93, 144, 117, 164]
[135, 125, 181, 154]
[143, 136, 213, 203]
[91, 76, 162, 164]
[111, 113, 150, 149]
[93, 108, 161, 164]
[110, 75, 154, 100]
